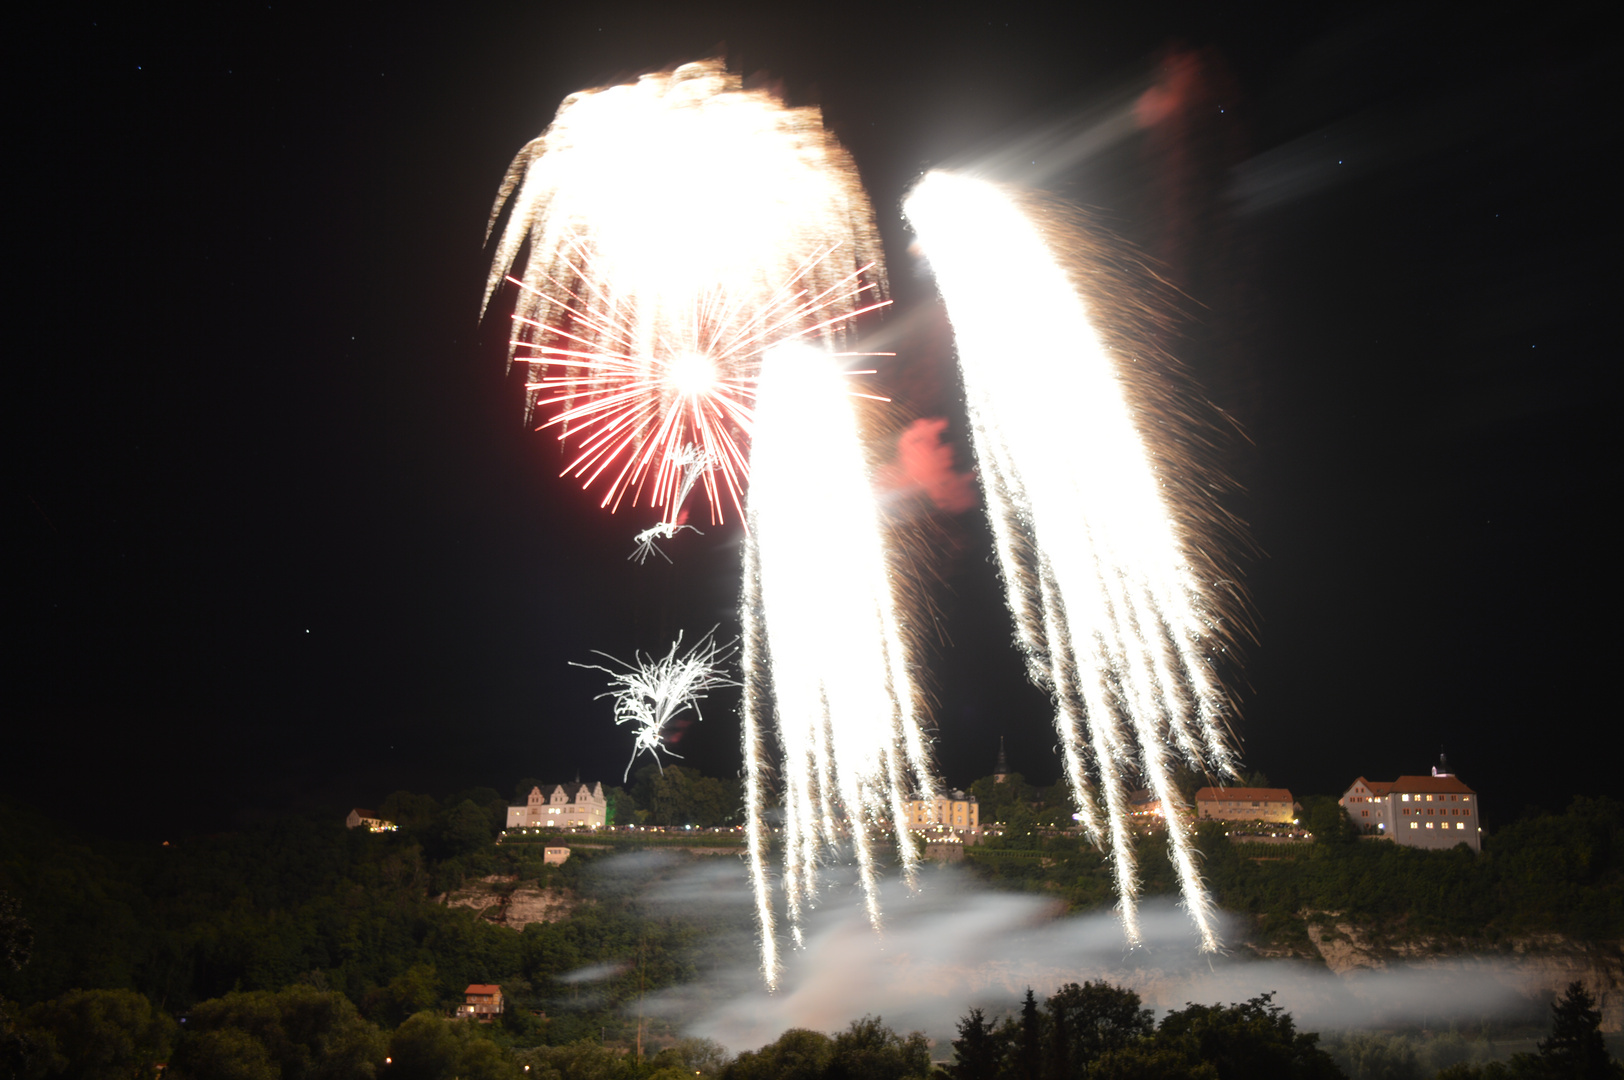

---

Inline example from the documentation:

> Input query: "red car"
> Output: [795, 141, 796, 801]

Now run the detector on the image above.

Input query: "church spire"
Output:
[994, 736, 1009, 783]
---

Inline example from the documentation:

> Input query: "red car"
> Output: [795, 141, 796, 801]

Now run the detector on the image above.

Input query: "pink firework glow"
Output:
[506, 241, 887, 524]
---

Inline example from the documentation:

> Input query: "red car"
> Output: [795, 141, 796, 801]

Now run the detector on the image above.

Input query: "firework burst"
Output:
[573, 628, 739, 781]
[485, 59, 888, 524]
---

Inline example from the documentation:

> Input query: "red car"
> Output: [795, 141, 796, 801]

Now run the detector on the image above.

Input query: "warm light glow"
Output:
[484, 60, 888, 525]
[740, 342, 937, 988]
[905, 171, 1239, 952]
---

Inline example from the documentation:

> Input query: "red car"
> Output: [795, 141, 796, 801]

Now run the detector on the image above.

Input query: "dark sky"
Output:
[11, 2, 1614, 839]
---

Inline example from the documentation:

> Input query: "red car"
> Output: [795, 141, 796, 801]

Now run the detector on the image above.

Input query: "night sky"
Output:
[11, 2, 1614, 839]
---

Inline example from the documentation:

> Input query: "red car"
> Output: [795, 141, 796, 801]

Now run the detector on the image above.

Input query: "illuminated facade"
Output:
[905, 790, 979, 832]
[344, 808, 397, 832]
[1194, 787, 1296, 824]
[506, 782, 607, 829]
[1340, 774, 1480, 852]
[457, 984, 504, 1022]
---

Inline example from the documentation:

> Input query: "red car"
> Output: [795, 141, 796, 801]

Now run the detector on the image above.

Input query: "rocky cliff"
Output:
[437, 874, 578, 930]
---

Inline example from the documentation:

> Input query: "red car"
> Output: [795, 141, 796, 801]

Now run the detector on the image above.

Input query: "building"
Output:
[506, 782, 607, 829]
[543, 846, 570, 865]
[905, 790, 979, 831]
[1128, 789, 1164, 820]
[344, 809, 397, 832]
[1339, 773, 1481, 852]
[457, 984, 504, 1021]
[1194, 787, 1296, 824]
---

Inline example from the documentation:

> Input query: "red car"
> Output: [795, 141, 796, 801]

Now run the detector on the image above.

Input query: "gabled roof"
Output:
[528, 782, 602, 801]
[1389, 774, 1476, 795]
[1194, 786, 1294, 802]
[465, 984, 502, 995]
[1343, 777, 1393, 797]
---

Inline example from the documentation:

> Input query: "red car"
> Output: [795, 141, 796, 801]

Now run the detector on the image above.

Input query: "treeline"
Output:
[965, 785, 1623, 946]
[0, 779, 732, 1034]
[938, 980, 1619, 1080]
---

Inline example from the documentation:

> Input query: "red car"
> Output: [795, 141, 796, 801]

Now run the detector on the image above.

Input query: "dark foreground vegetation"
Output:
[941, 980, 1620, 1080]
[2, 776, 1620, 1078]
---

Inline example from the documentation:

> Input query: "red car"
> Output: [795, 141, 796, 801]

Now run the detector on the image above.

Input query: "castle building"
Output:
[905, 790, 979, 831]
[506, 782, 607, 829]
[1194, 786, 1297, 824]
[1339, 773, 1481, 852]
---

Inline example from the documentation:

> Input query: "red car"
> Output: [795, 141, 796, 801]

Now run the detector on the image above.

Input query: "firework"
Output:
[904, 171, 1241, 951]
[573, 628, 739, 781]
[740, 342, 937, 988]
[484, 60, 888, 524]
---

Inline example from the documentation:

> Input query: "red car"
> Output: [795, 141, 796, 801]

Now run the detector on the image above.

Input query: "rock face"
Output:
[437, 875, 578, 930]
[1299, 917, 1624, 1032]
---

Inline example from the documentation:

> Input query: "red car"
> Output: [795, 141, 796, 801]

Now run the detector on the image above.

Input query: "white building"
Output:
[507, 782, 607, 830]
[1339, 773, 1481, 852]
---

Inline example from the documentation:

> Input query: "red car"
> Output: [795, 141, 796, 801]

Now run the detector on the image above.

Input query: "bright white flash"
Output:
[904, 171, 1238, 952]
[574, 628, 739, 781]
[740, 343, 937, 988]
[484, 59, 888, 525]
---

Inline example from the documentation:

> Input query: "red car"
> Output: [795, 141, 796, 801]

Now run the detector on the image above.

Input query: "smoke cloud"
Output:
[618, 853, 1549, 1052]
[876, 418, 978, 514]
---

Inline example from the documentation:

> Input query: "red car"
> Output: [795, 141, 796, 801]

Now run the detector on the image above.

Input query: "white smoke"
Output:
[618, 853, 1546, 1052]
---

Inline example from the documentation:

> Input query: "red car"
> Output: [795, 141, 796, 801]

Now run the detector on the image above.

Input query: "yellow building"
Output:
[905, 790, 979, 831]
[1193, 786, 1296, 824]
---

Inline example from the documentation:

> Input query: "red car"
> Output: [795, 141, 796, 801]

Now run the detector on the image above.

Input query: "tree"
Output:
[1303, 798, 1357, 845]
[170, 985, 385, 1080]
[387, 1011, 519, 1080]
[1046, 981, 1154, 1074]
[22, 988, 177, 1080]
[947, 1008, 1004, 1080]
[1150, 993, 1345, 1080]
[1014, 988, 1044, 1080]
[0, 890, 31, 973]
[826, 1015, 931, 1080]
[1536, 982, 1617, 1079]
[722, 1028, 834, 1080]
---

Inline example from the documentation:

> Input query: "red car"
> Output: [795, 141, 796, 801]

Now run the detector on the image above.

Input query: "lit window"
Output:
[1410, 822, 1418, 829]
[1426, 822, 1434, 828]
[1456, 823, 1464, 830]
[1402, 794, 1410, 802]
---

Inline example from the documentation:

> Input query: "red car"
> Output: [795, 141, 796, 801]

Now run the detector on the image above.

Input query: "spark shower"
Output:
[485, 59, 1242, 985]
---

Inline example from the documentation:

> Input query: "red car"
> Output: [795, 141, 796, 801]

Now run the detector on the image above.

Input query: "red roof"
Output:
[1194, 787, 1293, 803]
[465, 984, 502, 996]
[1389, 774, 1476, 795]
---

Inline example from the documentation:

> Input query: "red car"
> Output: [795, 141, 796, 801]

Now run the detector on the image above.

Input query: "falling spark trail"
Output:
[484, 60, 887, 524]
[573, 628, 739, 780]
[904, 171, 1237, 951]
[740, 342, 937, 987]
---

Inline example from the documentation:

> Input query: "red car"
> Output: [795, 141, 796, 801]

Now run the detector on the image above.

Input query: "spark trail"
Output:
[904, 171, 1240, 951]
[740, 342, 937, 988]
[573, 628, 739, 781]
[484, 60, 888, 525]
